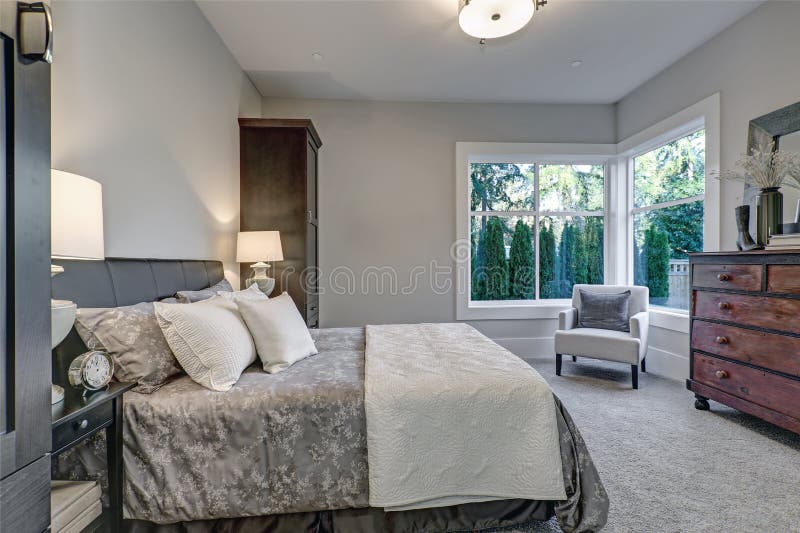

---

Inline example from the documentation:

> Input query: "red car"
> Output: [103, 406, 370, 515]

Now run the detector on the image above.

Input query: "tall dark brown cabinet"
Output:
[0, 2, 53, 531]
[239, 119, 321, 327]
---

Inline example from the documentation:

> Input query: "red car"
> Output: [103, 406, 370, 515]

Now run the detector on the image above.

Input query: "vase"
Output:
[735, 205, 761, 251]
[756, 187, 783, 246]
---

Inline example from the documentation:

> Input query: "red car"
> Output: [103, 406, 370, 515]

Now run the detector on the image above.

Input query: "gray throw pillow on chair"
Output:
[578, 289, 631, 332]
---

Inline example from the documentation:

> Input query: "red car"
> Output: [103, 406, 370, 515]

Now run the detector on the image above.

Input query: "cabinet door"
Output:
[0, 0, 52, 485]
[306, 138, 318, 223]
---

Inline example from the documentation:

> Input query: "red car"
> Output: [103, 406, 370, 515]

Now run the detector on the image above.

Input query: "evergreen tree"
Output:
[584, 217, 604, 284]
[509, 220, 534, 299]
[559, 223, 575, 297]
[471, 222, 487, 300]
[483, 217, 509, 300]
[645, 226, 670, 299]
[633, 240, 647, 287]
[573, 221, 588, 285]
[539, 222, 556, 299]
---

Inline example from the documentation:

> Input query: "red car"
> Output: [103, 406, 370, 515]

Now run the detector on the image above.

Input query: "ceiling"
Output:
[198, 0, 762, 104]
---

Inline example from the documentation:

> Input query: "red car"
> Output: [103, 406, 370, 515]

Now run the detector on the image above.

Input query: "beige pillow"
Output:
[154, 297, 256, 391]
[237, 293, 318, 374]
[75, 302, 182, 393]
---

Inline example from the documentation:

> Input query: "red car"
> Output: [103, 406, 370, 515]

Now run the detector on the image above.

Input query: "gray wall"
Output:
[261, 98, 616, 348]
[52, 0, 261, 286]
[616, 0, 800, 379]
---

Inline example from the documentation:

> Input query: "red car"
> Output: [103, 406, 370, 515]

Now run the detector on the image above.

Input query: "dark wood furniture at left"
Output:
[688, 250, 800, 434]
[0, 3, 53, 532]
[52, 382, 136, 532]
[239, 118, 322, 327]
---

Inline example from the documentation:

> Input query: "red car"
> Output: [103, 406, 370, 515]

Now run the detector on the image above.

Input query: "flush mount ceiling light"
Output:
[458, 0, 546, 40]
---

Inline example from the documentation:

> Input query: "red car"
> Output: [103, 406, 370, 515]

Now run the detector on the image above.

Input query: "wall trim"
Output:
[645, 346, 689, 382]
[492, 336, 554, 359]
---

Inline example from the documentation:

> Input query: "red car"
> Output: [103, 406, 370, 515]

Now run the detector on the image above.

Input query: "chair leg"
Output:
[572, 355, 577, 362]
[641, 357, 646, 373]
[556, 354, 563, 376]
[631, 364, 639, 389]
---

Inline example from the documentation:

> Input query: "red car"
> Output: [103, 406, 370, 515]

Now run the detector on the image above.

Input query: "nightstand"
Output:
[52, 382, 135, 532]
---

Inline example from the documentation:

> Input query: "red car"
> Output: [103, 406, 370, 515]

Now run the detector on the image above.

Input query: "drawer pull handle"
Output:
[73, 419, 89, 430]
[718, 302, 731, 310]
[717, 273, 731, 282]
[715, 370, 729, 379]
[715, 336, 729, 344]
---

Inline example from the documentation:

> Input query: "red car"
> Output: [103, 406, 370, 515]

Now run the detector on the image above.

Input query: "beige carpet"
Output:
[523, 357, 800, 533]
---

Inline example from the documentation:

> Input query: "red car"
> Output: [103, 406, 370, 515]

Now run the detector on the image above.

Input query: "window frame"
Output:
[617, 94, 721, 317]
[456, 143, 616, 320]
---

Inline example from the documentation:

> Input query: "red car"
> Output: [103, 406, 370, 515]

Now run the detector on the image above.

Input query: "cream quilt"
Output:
[365, 323, 567, 511]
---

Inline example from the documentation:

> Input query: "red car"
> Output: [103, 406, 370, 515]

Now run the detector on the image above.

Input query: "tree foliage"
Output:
[509, 220, 534, 299]
[644, 226, 670, 299]
[538, 222, 556, 299]
[481, 217, 509, 300]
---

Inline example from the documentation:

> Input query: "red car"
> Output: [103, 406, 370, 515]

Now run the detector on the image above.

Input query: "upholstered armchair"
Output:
[554, 284, 650, 389]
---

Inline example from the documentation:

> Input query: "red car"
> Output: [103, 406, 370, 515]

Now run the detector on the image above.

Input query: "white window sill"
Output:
[649, 307, 690, 334]
[458, 299, 572, 320]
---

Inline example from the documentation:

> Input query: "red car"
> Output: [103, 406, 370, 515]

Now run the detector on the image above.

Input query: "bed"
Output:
[52, 258, 608, 533]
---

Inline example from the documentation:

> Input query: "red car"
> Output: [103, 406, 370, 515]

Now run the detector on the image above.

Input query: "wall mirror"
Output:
[746, 101, 800, 226]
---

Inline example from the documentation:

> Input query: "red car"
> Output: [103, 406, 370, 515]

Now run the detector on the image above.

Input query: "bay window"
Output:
[456, 96, 719, 324]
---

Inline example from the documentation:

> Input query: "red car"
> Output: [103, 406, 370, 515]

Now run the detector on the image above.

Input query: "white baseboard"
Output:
[644, 346, 688, 382]
[493, 336, 554, 360]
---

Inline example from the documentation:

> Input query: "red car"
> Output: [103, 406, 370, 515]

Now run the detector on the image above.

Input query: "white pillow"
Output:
[237, 292, 318, 374]
[217, 283, 268, 303]
[154, 297, 256, 391]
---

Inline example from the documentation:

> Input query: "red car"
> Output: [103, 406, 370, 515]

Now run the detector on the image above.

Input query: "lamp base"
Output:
[52, 383, 65, 404]
[246, 262, 276, 296]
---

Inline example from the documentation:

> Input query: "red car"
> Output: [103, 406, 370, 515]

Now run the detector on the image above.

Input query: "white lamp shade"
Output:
[51, 170, 105, 260]
[458, 0, 535, 39]
[237, 231, 284, 263]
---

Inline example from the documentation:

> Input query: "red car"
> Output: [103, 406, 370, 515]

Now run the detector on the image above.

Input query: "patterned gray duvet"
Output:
[57, 327, 608, 532]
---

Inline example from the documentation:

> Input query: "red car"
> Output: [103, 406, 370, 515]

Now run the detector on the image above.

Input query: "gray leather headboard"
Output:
[51, 258, 224, 387]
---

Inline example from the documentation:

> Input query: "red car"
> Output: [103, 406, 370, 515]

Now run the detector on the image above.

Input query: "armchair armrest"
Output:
[558, 308, 578, 330]
[630, 311, 649, 357]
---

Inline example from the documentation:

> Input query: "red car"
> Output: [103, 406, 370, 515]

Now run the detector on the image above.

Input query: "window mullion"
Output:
[534, 163, 540, 300]
[632, 194, 704, 215]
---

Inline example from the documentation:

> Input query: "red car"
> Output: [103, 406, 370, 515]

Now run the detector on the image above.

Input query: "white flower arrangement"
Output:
[711, 140, 800, 190]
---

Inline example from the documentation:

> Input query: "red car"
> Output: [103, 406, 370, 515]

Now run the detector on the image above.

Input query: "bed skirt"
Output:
[126, 499, 554, 533]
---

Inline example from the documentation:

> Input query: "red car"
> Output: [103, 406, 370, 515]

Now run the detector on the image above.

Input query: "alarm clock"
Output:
[68, 351, 115, 392]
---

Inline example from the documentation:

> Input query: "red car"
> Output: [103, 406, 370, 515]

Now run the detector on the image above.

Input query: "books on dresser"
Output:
[766, 232, 800, 249]
[51, 480, 102, 533]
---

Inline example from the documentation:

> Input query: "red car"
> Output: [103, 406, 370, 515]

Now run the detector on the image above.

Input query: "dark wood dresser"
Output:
[689, 251, 800, 434]
[239, 118, 321, 327]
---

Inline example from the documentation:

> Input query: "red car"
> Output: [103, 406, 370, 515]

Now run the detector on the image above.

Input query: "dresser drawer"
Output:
[693, 353, 800, 420]
[767, 265, 800, 294]
[693, 291, 800, 335]
[52, 401, 113, 453]
[692, 264, 762, 291]
[692, 320, 800, 378]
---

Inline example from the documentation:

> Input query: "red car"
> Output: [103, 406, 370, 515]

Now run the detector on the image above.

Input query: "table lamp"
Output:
[237, 231, 283, 296]
[51, 170, 105, 403]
